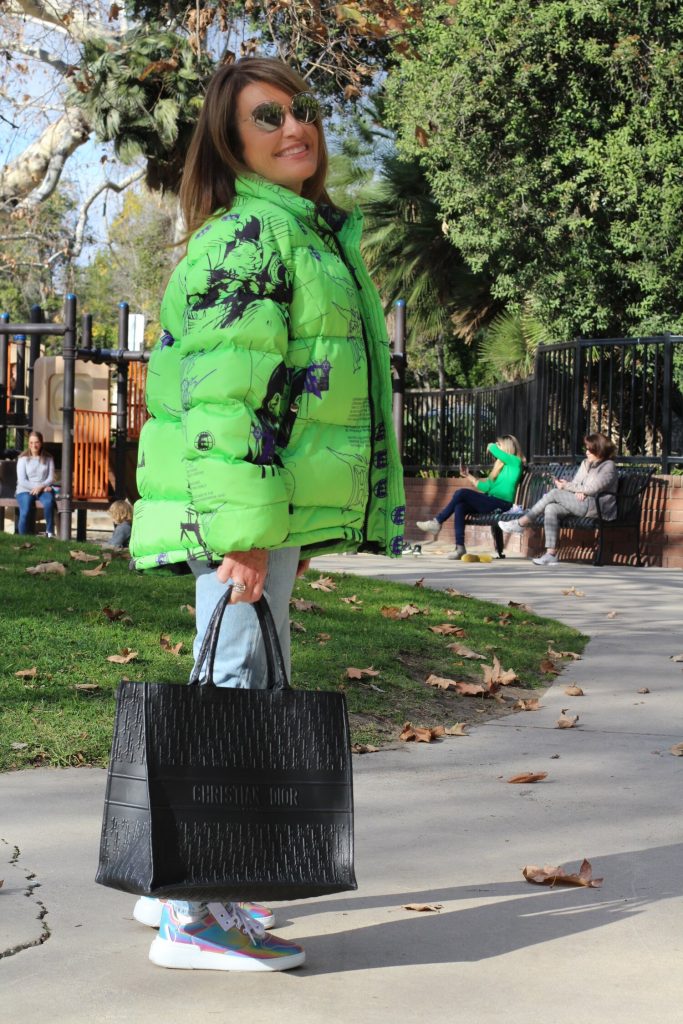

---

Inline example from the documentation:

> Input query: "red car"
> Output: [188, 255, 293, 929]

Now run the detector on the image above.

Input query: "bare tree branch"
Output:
[5, 0, 116, 43]
[0, 106, 91, 207]
[10, 42, 69, 74]
[67, 167, 146, 260]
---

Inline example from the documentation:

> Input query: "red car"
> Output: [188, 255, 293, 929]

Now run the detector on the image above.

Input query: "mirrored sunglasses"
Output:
[247, 92, 320, 133]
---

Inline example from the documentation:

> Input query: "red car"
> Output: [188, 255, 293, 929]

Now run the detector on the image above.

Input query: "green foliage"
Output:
[69, 28, 214, 191]
[479, 306, 547, 382]
[76, 186, 178, 345]
[386, 0, 683, 340]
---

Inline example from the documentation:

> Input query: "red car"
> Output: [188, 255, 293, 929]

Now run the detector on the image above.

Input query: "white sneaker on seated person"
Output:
[498, 518, 526, 535]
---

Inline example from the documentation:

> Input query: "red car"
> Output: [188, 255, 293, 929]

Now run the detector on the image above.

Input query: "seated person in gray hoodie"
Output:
[499, 433, 617, 565]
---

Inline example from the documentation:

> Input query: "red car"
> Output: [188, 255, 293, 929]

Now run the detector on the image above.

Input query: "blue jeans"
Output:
[172, 546, 301, 919]
[437, 488, 512, 545]
[16, 489, 56, 535]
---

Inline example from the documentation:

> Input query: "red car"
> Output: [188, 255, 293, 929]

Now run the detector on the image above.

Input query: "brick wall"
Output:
[403, 474, 683, 568]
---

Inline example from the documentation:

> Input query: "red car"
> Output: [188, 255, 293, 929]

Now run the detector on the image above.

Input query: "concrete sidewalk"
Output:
[2, 553, 682, 1023]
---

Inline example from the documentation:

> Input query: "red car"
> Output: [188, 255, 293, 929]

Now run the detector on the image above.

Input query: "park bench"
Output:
[464, 464, 655, 566]
[0, 496, 110, 540]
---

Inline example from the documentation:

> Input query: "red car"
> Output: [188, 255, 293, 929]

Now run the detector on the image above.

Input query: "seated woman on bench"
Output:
[15, 431, 56, 538]
[499, 432, 617, 565]
[416, 435, 524, 560]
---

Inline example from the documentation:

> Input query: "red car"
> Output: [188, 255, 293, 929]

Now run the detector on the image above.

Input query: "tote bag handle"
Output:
[189, 585, 290, 691]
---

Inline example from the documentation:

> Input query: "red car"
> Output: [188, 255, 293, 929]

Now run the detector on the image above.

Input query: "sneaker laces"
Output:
[207, 901, 265, 943]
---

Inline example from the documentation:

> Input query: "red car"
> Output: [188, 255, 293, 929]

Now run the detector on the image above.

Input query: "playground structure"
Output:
[0, 295, 149, 540]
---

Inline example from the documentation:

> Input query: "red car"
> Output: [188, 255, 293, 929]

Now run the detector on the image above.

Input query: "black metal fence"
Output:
[403, 334, 683, 474]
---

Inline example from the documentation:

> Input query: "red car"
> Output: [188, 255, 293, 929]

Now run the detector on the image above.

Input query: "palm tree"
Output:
[478, 306, 547, 382]
[359, 154, 494, 387]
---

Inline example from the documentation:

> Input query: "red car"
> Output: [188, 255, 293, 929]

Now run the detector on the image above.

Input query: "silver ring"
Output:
[232, 581, 247, 594]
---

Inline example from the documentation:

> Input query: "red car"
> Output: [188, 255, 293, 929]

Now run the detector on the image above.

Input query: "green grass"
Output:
[0, 534, 587, 769]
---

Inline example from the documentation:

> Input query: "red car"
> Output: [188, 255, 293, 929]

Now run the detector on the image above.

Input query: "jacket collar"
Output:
[235, 174, 362, 245]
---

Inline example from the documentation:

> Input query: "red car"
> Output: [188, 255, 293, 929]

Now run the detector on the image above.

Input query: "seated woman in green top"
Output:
[416, 435, 524, 559]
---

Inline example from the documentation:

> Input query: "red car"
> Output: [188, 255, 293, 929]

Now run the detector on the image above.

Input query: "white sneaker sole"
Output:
[134, 898, 276, 930]
[148, 937, 305, 971]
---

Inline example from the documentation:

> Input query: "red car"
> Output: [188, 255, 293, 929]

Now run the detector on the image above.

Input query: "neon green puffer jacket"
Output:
[130, 175, 405, 570]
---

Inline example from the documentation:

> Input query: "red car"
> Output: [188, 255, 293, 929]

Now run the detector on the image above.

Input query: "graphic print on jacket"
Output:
[131, 175, 405, 569]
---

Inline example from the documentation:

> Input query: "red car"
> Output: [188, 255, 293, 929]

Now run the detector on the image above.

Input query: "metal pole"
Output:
[28, 305, 43, 432]
[82, 313, 93, 350]
[391, 299, 406, 463]
[59, 294, 77, 540]
[661, 334, 672, 474]
[13, 333, 26, 450]
[115, 302, 129, 499]
[0, 312, 9, 453]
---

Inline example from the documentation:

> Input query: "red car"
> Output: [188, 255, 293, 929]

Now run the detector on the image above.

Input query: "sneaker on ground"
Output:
[149, 902, 304, 972]
[532, 552, 559, 565]
[498, 519, 525, 535]
[446, 545, 467, 560]
[416, 518, 441, 537]
[133, 896, 275, 930]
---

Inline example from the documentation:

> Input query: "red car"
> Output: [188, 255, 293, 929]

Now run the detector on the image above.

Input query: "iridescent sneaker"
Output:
[149, 902, 305, 972]
[133, 896, 275, 930]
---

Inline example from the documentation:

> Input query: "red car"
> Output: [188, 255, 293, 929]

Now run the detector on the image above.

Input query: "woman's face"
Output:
[585, 447, 599, 462]
[28, 435, 42, 456]
[236, 82, 319, 194]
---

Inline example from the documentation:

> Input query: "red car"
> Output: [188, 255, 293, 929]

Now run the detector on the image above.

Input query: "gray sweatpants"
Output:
[526, 488, 590, 550]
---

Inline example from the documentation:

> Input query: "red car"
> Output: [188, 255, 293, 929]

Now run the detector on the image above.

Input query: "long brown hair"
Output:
[19, 430, 48, 463]
[180, 57, 333, 235]
[584, 432, 616, 461]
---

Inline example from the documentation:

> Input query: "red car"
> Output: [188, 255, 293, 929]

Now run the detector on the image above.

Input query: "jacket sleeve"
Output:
[487, 442, 517, 466]
[16, 458, 28, 491]
[179, 224, 294, 555]
[567, 459, 617, 496]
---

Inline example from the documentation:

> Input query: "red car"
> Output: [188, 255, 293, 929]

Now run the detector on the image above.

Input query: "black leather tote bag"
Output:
[95, 587, 356, 901]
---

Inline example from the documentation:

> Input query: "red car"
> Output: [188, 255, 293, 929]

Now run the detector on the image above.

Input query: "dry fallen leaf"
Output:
[160, 634, 183, 656]
[606, 610, 618, 619]
[69, 550, 100, 562]
[102, 606, 132, 623]
[508, 600, 532, 611]
[346, 666, 380, 680]
[556, 711, 580, 729]
[514, 698, 542, 711]
[399, 721, 443, 743]
[670, 654, 683, 663]
[508, 771, 548, 784]
[445, 723, 468, 736]
[179, 604, 196, 616]
[81, 563, 106, 577]
[414, 577, 425, 588]
[637, 687, 650, 694]
[106, 648, 138, 665]
[669, 743, 683, 757]
[454, 681, 486, 696]
[11, 742, 28, 751]
[290, 620, 307, 633]
[561, 587, 585, 598]
[340, 594, 362, 605]
[402, 902, 443, 912]
[447, 642, 485, 660]
[564, 685, 584, 696]
[352, 743, 380, 754]
[482, 656, 518, 688]
[522, 859, 603, 888]
[425, 673, 459, 691]
[548, 645, 581, 660]
[539, 658, 560, 675]
[15, 666, 37, 679]
[445, 609, 464, 618]
[26, 561, 66, 576]
[15, 542, 35, 550]
[74, 683, 100, 693]
[310, 575, 336, 592]
[290, 598, 321, 613]
[429, 623, 466, 636]
[381, 604, 422, 619]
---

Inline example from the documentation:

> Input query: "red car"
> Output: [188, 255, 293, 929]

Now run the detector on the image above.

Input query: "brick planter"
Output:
[403, 473, 683, 568]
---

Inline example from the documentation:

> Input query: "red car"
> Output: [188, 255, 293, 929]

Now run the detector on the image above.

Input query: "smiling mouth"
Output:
[276, 144, 310, 158]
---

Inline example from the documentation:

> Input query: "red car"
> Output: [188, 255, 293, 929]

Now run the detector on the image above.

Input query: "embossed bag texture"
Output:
[96, 590, 356, 901]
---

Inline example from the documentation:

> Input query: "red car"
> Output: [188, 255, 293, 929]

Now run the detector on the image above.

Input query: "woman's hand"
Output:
[216, 548, 268, 603]
[30, 486, 42, 496]
[553, 478, 566, 489]
[575, 491, 586, 502]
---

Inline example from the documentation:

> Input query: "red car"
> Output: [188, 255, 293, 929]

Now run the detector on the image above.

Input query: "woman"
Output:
[15, 431, 56, 537]
[129, 58, 405, 971]
[416, 435, 524, 559]
[499, 432, 617, 565]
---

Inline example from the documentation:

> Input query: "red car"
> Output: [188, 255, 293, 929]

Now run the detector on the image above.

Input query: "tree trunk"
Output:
[0, 107, 91, 207]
